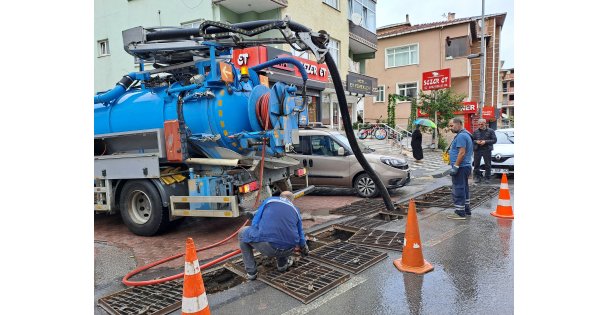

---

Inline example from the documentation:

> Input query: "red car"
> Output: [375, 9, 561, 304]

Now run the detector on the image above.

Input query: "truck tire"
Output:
[354, 173, 379, 198]
[119, 180, 169, 236]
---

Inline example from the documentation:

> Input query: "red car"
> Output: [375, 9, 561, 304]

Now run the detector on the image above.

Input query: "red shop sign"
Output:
[482, 106, 495, 120]
[416, 101, 477, 117]
[422, 68, 451, 91]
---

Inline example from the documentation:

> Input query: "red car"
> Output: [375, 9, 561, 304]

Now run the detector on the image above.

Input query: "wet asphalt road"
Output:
[174, 176, 514, 315]
[94, 175, 514, 314]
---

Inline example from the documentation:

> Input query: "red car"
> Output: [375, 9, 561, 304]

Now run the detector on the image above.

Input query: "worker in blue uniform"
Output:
[238, 191, 309, 280]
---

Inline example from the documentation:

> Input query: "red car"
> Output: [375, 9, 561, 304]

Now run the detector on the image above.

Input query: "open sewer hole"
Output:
[202, 267, 246, 294]
[307, 226, 357, 245]
[370, 213, 402, 221]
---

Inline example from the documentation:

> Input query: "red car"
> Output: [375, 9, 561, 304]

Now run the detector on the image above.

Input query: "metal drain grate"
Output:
[329, 198, 399, 216]
[97, 266, 244, 315]
[98, 279, 183, 315]
[225, 257, 350, 304]
[335, 216, 389, 230]
[381, 185, 500, 215]
[347, 229, 405, 252]
[308, 241, 387, 274]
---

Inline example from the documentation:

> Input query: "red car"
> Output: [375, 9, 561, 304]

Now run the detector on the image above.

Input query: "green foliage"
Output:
[416, 89, 467, 129]
[387, 94, 407, 129]
[438, 134, 448, 150]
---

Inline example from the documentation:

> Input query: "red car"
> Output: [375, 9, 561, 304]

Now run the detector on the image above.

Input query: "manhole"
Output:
[334, 216, 390, 230]
[97, 266, 244, 315]
[308, 241, 387, 274]
[225, 256, 350, 304]
[347, 229, 405, 252]
[306, 225, 359, 245]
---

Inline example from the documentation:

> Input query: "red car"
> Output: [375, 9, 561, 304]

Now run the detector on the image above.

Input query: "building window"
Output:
[98, 39, 110, 56]
[374, 85, 385, 102]
[328, 38, 340, 67]
[181, 19, 202, 29]
[397, 82, 418, 100]
[445, 36, 469, 58]
[386, 44, 418, 68]
[349, 0, 376, 32]
[323, 0, 339, 10]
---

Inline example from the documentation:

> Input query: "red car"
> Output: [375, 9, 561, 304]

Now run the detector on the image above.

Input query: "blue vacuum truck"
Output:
[94, 18, 395, 236]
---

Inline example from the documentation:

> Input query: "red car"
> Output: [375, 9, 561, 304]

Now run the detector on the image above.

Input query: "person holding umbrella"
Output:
[411, 119, 436, 163]
[411, 124, 423, 162]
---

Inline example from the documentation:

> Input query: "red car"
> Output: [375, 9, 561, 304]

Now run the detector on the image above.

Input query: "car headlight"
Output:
[380, 157, 407, 169]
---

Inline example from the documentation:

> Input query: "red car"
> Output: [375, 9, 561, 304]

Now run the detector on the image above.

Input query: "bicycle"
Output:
[358, 124, 387, 140]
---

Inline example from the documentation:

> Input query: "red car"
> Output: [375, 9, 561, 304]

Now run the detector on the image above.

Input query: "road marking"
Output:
[281, 275, 367, 315]
[425, 225, 469, 247]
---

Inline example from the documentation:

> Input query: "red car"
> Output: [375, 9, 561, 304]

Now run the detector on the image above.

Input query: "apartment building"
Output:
[94, 0, 378, 127]
[364, 12, 506, 132]
[499, 68, 514, 128]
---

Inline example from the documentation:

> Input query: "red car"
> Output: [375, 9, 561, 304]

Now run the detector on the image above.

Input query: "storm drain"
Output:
[306, 225, 358, 245]
[97, 266, 245, 315]
[308, 241, 387, 274]
[335, 216, 390, 230]
[381, 185, 500, 215]
[98, 279, 183, 315]
[329, 198, 404, 216]
[347, 229, 405, 252]
[225, 257, 350, 304]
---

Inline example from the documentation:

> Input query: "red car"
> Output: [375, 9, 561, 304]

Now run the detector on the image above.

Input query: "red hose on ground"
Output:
[122, 219, 249, 286]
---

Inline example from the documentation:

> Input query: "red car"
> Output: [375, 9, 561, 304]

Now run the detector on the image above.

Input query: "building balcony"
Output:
[349, 20, 377, 56]
[213, 0, 287, 13]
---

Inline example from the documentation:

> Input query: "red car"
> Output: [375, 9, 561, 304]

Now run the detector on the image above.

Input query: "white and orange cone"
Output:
[182, 238, 211, 315]
[491, 173, 514, 219]
[393, 199, 434, 274]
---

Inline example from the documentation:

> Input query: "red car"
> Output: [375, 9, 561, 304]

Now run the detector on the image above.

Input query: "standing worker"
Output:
[472, 118, 497, 183]
[238, 191, 309, 280]
[446, 118, 474, 220]
[411, 124, 423, 162]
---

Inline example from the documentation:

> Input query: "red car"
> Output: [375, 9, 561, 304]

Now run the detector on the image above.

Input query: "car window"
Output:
[495, 132, 513, 144]
[293, 136, 311, 155]
[311, 135, 342, 156]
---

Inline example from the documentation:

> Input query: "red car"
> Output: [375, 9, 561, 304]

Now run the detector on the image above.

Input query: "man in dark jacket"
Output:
[238, 191, 309, 280]
[472, 119, 497, 183]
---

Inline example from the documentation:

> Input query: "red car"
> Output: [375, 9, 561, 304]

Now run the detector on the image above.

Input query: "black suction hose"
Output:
[324, 54, 395, 211]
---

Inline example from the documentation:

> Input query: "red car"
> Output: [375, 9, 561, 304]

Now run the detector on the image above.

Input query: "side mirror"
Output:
[338, 147, 345, 156]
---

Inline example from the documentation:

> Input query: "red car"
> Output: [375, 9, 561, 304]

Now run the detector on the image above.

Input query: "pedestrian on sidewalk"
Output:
[238, 191, 309, 280]
[472, 118, 497, 183]
[411, 124, 423, 162]
[446, 118, 474, 220]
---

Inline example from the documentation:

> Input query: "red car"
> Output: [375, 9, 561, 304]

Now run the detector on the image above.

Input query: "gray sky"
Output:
[377, 0, 514, 69]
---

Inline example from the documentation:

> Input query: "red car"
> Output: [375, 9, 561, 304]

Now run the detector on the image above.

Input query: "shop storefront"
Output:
[417, 101, 478, 132]
[232, 46, 328, 123]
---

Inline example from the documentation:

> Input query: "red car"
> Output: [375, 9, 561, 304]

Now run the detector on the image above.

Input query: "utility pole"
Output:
[478, 0, 485, 119]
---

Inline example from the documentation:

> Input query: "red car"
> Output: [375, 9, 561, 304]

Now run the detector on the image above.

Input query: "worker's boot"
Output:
[277, 256, 294, 272]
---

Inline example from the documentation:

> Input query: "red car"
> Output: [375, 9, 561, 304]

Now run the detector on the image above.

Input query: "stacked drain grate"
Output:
[226, 256, 350, 304]
[98, 279, 183, 315]
[309, 241, 387, 274]
[335, 216, 389, 230]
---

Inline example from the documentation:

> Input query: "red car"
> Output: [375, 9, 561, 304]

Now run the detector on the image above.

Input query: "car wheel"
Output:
[354, 173, 379, 198]
[119, 180, 169, 236]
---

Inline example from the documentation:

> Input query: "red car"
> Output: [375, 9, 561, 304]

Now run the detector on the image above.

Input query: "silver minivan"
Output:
[289, 128, 410, 197]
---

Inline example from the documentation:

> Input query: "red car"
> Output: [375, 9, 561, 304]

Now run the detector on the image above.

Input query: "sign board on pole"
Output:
[422, 68, 451, 91]
[482, 106, 495, 120]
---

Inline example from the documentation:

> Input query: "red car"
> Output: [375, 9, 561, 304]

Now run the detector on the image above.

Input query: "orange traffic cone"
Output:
[491, 173, 514, 219]
[393, 199, 434, 274]
[182, 238, 211, 315]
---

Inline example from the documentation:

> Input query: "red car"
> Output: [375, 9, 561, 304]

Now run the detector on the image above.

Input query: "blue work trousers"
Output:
[451, 165, 472, 215]
[238, 228, 294, 274]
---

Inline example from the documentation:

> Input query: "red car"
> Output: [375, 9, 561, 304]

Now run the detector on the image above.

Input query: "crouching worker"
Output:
[238, 191, 310, 280]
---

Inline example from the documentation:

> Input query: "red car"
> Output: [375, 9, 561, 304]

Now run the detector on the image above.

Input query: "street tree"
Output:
[414, 88, 466, 149]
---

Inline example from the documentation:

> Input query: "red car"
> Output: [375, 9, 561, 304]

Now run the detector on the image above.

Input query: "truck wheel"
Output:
[119, 180, 169, 236]
[354, 173, 379, 198]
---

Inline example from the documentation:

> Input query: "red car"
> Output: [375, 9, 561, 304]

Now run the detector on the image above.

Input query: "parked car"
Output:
[288, 128, 411, 197]
[481, 129, 514, 176]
